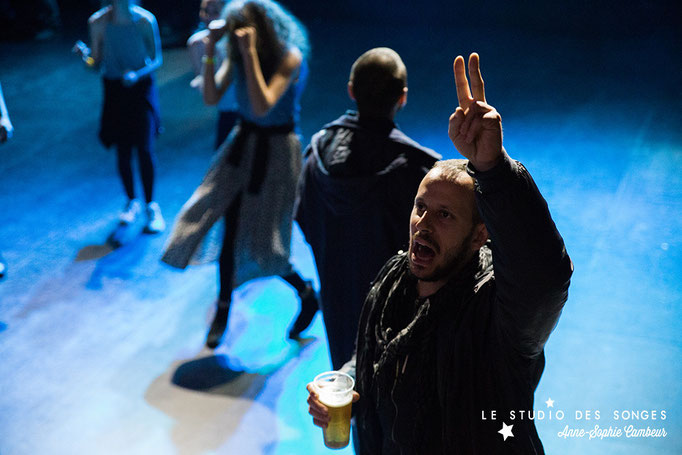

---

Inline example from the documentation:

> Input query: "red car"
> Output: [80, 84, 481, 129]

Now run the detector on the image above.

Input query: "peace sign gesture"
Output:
[448, 53, 503, 172]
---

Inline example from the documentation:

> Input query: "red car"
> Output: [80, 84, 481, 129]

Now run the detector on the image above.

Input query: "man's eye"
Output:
[440, 210, 451, 219]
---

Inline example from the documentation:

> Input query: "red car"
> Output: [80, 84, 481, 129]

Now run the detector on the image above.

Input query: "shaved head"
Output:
[349, 47, 407, 117]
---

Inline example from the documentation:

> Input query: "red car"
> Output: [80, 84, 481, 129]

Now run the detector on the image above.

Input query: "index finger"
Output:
[468, 53, 486, 102]
[306, 382, 319, 398]
[453, 55, 472, 108]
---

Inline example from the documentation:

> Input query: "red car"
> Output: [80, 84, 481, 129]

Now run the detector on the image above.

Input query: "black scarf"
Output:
[355, 246, 493, 452]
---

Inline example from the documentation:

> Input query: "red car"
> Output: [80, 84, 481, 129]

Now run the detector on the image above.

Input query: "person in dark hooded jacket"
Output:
[307, 53, 573, 454]
[294, 47, 440, 370]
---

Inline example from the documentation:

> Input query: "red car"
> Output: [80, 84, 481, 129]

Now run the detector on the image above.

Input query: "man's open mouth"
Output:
[412, 238, 436, 262]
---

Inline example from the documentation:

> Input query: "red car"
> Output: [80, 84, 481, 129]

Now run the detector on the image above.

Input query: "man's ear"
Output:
[470, 222, 488, 251]
[398, 86, 407, 108]
[347, 82, 355, 101]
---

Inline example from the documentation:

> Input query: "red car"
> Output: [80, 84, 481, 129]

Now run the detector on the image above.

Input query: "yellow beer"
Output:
[320, 395, 353, 449]
[314, 371, 355, 449]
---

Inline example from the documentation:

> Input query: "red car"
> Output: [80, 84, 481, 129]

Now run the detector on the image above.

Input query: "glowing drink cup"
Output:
[314, 371, 355, 449]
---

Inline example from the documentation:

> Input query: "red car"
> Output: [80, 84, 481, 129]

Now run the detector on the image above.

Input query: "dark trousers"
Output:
[217, 191, 317, 335]
[116, 139, 156, 203]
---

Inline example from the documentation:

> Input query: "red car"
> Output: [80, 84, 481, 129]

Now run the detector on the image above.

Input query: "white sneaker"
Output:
[119, 199, 142, 224]
[144, 201, 165, 234]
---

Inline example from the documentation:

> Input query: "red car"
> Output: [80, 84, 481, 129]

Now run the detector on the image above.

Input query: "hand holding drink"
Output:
[207, 18, 227, 36]
[205, 19, 228, 48]
[307, 371, 359, 449]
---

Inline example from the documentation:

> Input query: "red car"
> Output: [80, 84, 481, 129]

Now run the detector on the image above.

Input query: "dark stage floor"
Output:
[0, 7, 681, 455]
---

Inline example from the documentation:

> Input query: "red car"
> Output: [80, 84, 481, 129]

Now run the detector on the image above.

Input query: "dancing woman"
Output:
[162, 0, 317, 349]
[73, 0, 165, 233]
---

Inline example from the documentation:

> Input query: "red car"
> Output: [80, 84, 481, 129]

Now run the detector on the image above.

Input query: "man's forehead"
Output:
[422, 168, 474, 189]
[417, 171, 475, 208]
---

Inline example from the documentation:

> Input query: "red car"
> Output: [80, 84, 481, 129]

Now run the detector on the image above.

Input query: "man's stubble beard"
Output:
[409, 229, 475, 283]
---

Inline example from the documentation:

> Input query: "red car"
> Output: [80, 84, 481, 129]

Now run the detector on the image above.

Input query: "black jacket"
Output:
[353, 152, 573, 454]
[294, 111, 440, 369]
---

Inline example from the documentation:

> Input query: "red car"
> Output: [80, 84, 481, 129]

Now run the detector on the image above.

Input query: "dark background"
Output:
[2, 0, 679, 132]
[1, 0, 678, 37]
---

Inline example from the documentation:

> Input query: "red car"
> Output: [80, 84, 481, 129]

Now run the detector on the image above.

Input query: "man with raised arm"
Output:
[307, 53, 573, 453]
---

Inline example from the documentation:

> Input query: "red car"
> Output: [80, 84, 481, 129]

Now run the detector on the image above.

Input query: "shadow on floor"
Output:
[75, 220, 147, 263]
[75, 244, 115, 262]
[172, 337, 317, 395]
[172, 354, 265, 396]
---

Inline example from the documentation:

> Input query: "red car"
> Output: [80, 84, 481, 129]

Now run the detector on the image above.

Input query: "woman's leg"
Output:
[206, 192, 243, 349]
[116, 143, 136, 200]
[281, 271, 318, 340]
[136, 136, 156, 204]
[137, 135, 166, 233]
[116, 143, 143, 224]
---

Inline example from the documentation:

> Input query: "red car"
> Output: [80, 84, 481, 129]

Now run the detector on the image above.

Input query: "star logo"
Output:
[498, 422, 514, 441]
[545, 397, 554, 408]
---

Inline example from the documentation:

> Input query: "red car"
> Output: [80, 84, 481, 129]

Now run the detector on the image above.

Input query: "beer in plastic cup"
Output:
[314, 371, 354, 449]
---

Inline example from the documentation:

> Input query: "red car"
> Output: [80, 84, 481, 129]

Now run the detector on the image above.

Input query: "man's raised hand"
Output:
[447, 53, 503, 172]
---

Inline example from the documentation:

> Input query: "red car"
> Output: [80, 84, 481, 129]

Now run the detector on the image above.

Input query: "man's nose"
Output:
[415, 211, 432, 231]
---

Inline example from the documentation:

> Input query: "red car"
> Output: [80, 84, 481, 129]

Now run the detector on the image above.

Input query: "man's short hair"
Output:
[431, 159, 483, 225]
[349, 47, 407, 117]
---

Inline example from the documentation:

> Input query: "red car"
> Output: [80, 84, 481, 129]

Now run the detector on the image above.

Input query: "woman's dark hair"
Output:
[223, 0, 309, 80]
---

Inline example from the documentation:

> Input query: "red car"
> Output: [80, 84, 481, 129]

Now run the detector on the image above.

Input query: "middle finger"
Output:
[468, 53, 486, 102]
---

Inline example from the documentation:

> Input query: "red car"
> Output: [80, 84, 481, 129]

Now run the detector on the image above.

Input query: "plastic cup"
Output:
[314, 371, 355, 449]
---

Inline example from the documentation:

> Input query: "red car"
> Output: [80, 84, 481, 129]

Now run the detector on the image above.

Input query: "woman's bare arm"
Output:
[235, 26, 301, 117]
